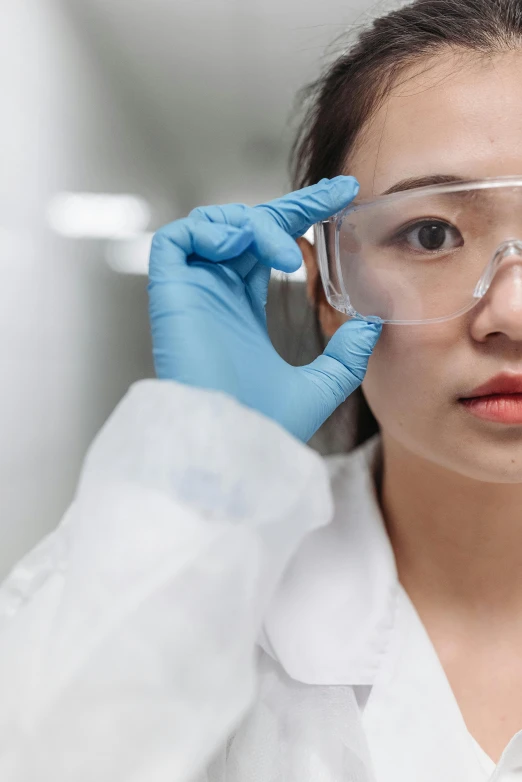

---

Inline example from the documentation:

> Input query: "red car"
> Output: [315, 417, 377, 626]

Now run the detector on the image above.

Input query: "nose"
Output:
[471, 240, 522, 342]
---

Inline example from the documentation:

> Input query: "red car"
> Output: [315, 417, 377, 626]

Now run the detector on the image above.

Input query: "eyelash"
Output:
[391, 219, 463, 253]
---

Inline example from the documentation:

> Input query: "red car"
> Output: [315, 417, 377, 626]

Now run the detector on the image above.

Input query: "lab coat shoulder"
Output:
[259, 429, 397, 687]
[0, 379, 337, 782]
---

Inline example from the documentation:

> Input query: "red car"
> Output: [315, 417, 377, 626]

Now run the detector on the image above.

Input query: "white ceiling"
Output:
[65, 0, 374, 212]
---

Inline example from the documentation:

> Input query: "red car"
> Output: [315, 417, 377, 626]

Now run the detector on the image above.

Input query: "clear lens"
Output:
[319, 178, 522, 324]
[315, 221, 350, 313]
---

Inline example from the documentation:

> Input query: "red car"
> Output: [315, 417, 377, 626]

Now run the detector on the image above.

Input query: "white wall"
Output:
[0, 2, 171, 578]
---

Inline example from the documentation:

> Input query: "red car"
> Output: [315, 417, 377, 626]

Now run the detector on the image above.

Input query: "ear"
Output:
[295, 235, 346, 339]
[295, 236, 318, 306]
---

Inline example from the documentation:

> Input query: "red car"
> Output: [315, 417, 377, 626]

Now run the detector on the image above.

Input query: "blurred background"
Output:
[1, 0, 378, 578]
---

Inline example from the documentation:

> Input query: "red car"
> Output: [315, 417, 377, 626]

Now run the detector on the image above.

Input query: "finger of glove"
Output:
[298, 320, 382, 439]
[149, 217, 255, 283]
[189, 203, 304, 274]
[253, 175, 360, 240]
[244, 263, 272, 328]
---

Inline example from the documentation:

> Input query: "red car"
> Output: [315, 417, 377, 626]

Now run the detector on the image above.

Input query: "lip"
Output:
[463, 373, 522, 398]
[459, 373, 522, 424]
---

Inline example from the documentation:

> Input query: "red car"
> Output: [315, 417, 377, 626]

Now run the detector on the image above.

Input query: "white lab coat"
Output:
[1, 379, 521, 782]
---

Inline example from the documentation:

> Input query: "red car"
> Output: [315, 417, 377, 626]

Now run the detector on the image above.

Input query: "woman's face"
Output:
[304, 50, 522, 483]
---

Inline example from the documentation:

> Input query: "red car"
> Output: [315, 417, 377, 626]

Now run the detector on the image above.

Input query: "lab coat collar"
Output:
[262, 434, 399, 686]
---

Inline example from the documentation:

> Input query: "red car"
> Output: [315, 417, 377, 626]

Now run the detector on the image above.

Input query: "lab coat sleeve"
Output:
[0, 379, 334, 782]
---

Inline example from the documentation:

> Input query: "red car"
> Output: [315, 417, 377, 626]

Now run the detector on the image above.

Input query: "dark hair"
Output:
[289, 0, 522, 448]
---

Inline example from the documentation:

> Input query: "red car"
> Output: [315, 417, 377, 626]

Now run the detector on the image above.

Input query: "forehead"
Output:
[349, 51, 522, 199]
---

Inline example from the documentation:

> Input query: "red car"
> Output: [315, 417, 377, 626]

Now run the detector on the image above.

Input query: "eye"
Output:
[393, 219, 463, 253]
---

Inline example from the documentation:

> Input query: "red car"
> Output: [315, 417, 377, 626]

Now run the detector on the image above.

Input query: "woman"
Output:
[1, 0, 522, 780]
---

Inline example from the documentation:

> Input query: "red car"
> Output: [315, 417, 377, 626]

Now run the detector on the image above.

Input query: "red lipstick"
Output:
[460, 373, 522, 424]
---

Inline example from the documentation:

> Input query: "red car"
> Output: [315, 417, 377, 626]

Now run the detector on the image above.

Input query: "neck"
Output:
[380, 432, 522, 623]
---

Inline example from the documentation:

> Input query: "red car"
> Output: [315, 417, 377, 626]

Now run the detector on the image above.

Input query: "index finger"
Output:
[253, 175, 360, 239]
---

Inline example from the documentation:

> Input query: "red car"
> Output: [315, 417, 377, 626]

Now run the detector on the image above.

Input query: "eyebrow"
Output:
[381, 174, 469, 196]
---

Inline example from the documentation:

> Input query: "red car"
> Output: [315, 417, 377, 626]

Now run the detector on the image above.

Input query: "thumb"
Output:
[297, 320, 382, 441]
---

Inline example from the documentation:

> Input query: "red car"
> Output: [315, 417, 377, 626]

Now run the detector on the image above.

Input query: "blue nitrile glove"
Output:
[148, 176, 382, 443]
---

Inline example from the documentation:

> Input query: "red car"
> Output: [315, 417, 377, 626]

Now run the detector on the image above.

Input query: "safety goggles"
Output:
[314, 175, 522, 325]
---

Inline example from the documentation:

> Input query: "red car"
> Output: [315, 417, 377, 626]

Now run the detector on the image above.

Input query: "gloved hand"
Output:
[148, 176, 382, 443]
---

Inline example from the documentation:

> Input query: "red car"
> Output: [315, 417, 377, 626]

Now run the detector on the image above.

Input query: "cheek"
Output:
[362, 323, 457, 436]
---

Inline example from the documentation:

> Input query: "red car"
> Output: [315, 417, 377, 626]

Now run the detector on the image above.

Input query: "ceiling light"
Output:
[47, 193, 151, 238]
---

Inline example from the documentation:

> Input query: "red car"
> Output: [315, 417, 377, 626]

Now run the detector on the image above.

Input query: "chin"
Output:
[436, 429, 522, 484]
[386, 417, 522, 484]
